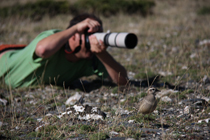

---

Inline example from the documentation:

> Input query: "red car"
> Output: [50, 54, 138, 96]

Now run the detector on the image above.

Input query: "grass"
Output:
[0, 0, 210, 139]
[0, 0, 155, 20]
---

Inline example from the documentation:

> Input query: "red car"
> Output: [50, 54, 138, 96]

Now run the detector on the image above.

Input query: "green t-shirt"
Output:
[0, 29, 108, 88]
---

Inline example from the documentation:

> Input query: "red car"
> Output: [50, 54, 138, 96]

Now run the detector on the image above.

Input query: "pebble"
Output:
[110, 131, 119, 136]
[0, 98, 7, 106]
[128, 120, 135, 123]
[184, 106, 191, 114]
[161, 96, 172, 102]
[65, 92, 82, 105]
[156, 89, 178, 98]
[203, 75, 210, 84]
[198, 118, 210, 123]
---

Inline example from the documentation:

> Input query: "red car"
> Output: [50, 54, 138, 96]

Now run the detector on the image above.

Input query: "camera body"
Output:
[85, 31, 138, 50]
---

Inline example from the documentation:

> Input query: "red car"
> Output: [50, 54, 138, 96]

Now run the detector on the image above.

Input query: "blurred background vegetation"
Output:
[0, 0, 155, 21]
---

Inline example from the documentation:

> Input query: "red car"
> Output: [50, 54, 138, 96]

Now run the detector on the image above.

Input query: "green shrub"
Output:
[197, 6, 210, 15]
[80, 125, 95, 132]
[0, 0, 155, 20]
[0, 0, 70, 20]
[74, 0, 155, 17]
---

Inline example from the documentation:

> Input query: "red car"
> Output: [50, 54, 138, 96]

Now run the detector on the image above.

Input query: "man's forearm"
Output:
[35, 26, 78, 58]
[96, 51, 128, 85]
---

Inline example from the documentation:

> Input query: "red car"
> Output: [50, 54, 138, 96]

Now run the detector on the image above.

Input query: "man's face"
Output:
[70, 26, 103, 59]
[69, 33, 93, 59]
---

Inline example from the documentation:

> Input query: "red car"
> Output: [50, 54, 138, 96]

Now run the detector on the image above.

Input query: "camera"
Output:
[85, 31, 138, 50]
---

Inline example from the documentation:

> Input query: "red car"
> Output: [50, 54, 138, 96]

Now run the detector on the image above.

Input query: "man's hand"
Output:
[76, 18, 101, 34]
[89, 35, 107, 54]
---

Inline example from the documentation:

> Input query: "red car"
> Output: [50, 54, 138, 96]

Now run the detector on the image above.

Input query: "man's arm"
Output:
[35, 18, 101, 58]
[89, 35, 128, 86]
[96, 51, 128, 85]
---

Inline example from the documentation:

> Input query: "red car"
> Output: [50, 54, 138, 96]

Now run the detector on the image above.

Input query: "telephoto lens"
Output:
[85, 31, 138, 49]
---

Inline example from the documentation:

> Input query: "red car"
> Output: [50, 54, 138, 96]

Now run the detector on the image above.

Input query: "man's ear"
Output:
[70, 34, 76, 41]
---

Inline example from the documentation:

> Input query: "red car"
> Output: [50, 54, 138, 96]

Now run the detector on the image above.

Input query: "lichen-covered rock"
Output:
[58, 104, 106, 121]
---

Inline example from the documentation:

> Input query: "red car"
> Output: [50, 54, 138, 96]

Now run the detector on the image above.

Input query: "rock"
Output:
[120, 98, 126, 102]
[180, 98, 208, 109]
[126, 138, 136, 140]
[0, 98, 7, 106]
[15, 97, 21, 103]
[156, 89, 178, 98]
[24, 93, 34, 98]
[198, 118, 210, 124]
[199, 39, 210, 46]
[203, 75, 210, 84]
[110, 131, 119, 136]
[158, 71, 172, 76]
[65, 92, 82, 105]
[184, 106, 191, 114]
[128, 120, 135, 123]
[35, 123, 49, 132]
[58, 104, 106, 121]
[190, 53, 197, 59]
[115, 108, 131, 116]
[161, 96, 172, 103]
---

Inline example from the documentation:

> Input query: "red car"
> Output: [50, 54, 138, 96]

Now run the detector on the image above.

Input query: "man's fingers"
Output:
[87, 19, 101, 33]
[89, 35, 107, 53]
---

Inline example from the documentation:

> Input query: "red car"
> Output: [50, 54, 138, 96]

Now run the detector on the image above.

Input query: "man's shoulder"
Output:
[38, 29, 62, 36]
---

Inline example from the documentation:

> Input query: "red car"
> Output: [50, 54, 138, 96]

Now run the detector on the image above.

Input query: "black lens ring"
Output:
[104, 33, 111, 46]
[114, 33, 120, 48]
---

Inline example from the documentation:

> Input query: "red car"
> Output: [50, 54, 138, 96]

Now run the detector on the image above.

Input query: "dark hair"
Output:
[66, 13, 102, 29]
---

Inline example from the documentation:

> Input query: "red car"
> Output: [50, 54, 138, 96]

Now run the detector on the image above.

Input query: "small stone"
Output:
[198, 118, 210, 123]
[15, 97, 21, 102]
[184, 106, 191, 114]
[65, 92, 82, 105]
[156, 89, 178, 98]
[115, 108, 131, 115]
[35, 123, 49, 132]
[204, 131, 209, 134]
[203, 127, 210, 131]
[120, 98, 126, 102]
[203, 75, 210, 84]
[0, 98, 7, 106]
[126, 138, 136, 140]
[128, 120, 135, 123]
[161, 96, 172, 102]
[24, 94, 34, 98]
[110, 131, 119, 136]
[153, 110, 159, 114]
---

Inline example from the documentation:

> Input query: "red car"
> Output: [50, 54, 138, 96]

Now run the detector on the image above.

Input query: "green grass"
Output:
[89, 132, 109, 140]
[0, 0, 210, 139]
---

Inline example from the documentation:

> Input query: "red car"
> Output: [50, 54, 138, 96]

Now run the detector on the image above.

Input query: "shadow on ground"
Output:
[67, 75, 186, 92]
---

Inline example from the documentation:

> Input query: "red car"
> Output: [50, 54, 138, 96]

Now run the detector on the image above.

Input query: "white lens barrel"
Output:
[92, 33, 107, 42]
[93, 32, 137, 49]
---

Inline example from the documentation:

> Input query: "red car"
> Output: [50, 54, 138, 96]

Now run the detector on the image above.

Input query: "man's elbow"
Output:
[35, 45, 49, 58]
[113, 76, 129, 86]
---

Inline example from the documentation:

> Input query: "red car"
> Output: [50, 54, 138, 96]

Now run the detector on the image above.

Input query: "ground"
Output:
[0, 0, 210, 139]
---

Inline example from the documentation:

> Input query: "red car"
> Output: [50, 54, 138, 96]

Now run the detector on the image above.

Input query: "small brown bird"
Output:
[138, 87, 160, 114]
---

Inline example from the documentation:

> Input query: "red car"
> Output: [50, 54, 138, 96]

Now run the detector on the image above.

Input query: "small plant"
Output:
[134, 69, 156, 79]
[89, 132, 109, 140]
[125, 128, 142, 139]
[80, 125, 95, 132]
[112, 86, 118, 93]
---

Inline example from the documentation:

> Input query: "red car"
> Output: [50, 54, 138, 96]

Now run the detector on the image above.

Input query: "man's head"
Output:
[67, 13, 103, 30]
[66, 13, 103, 60]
